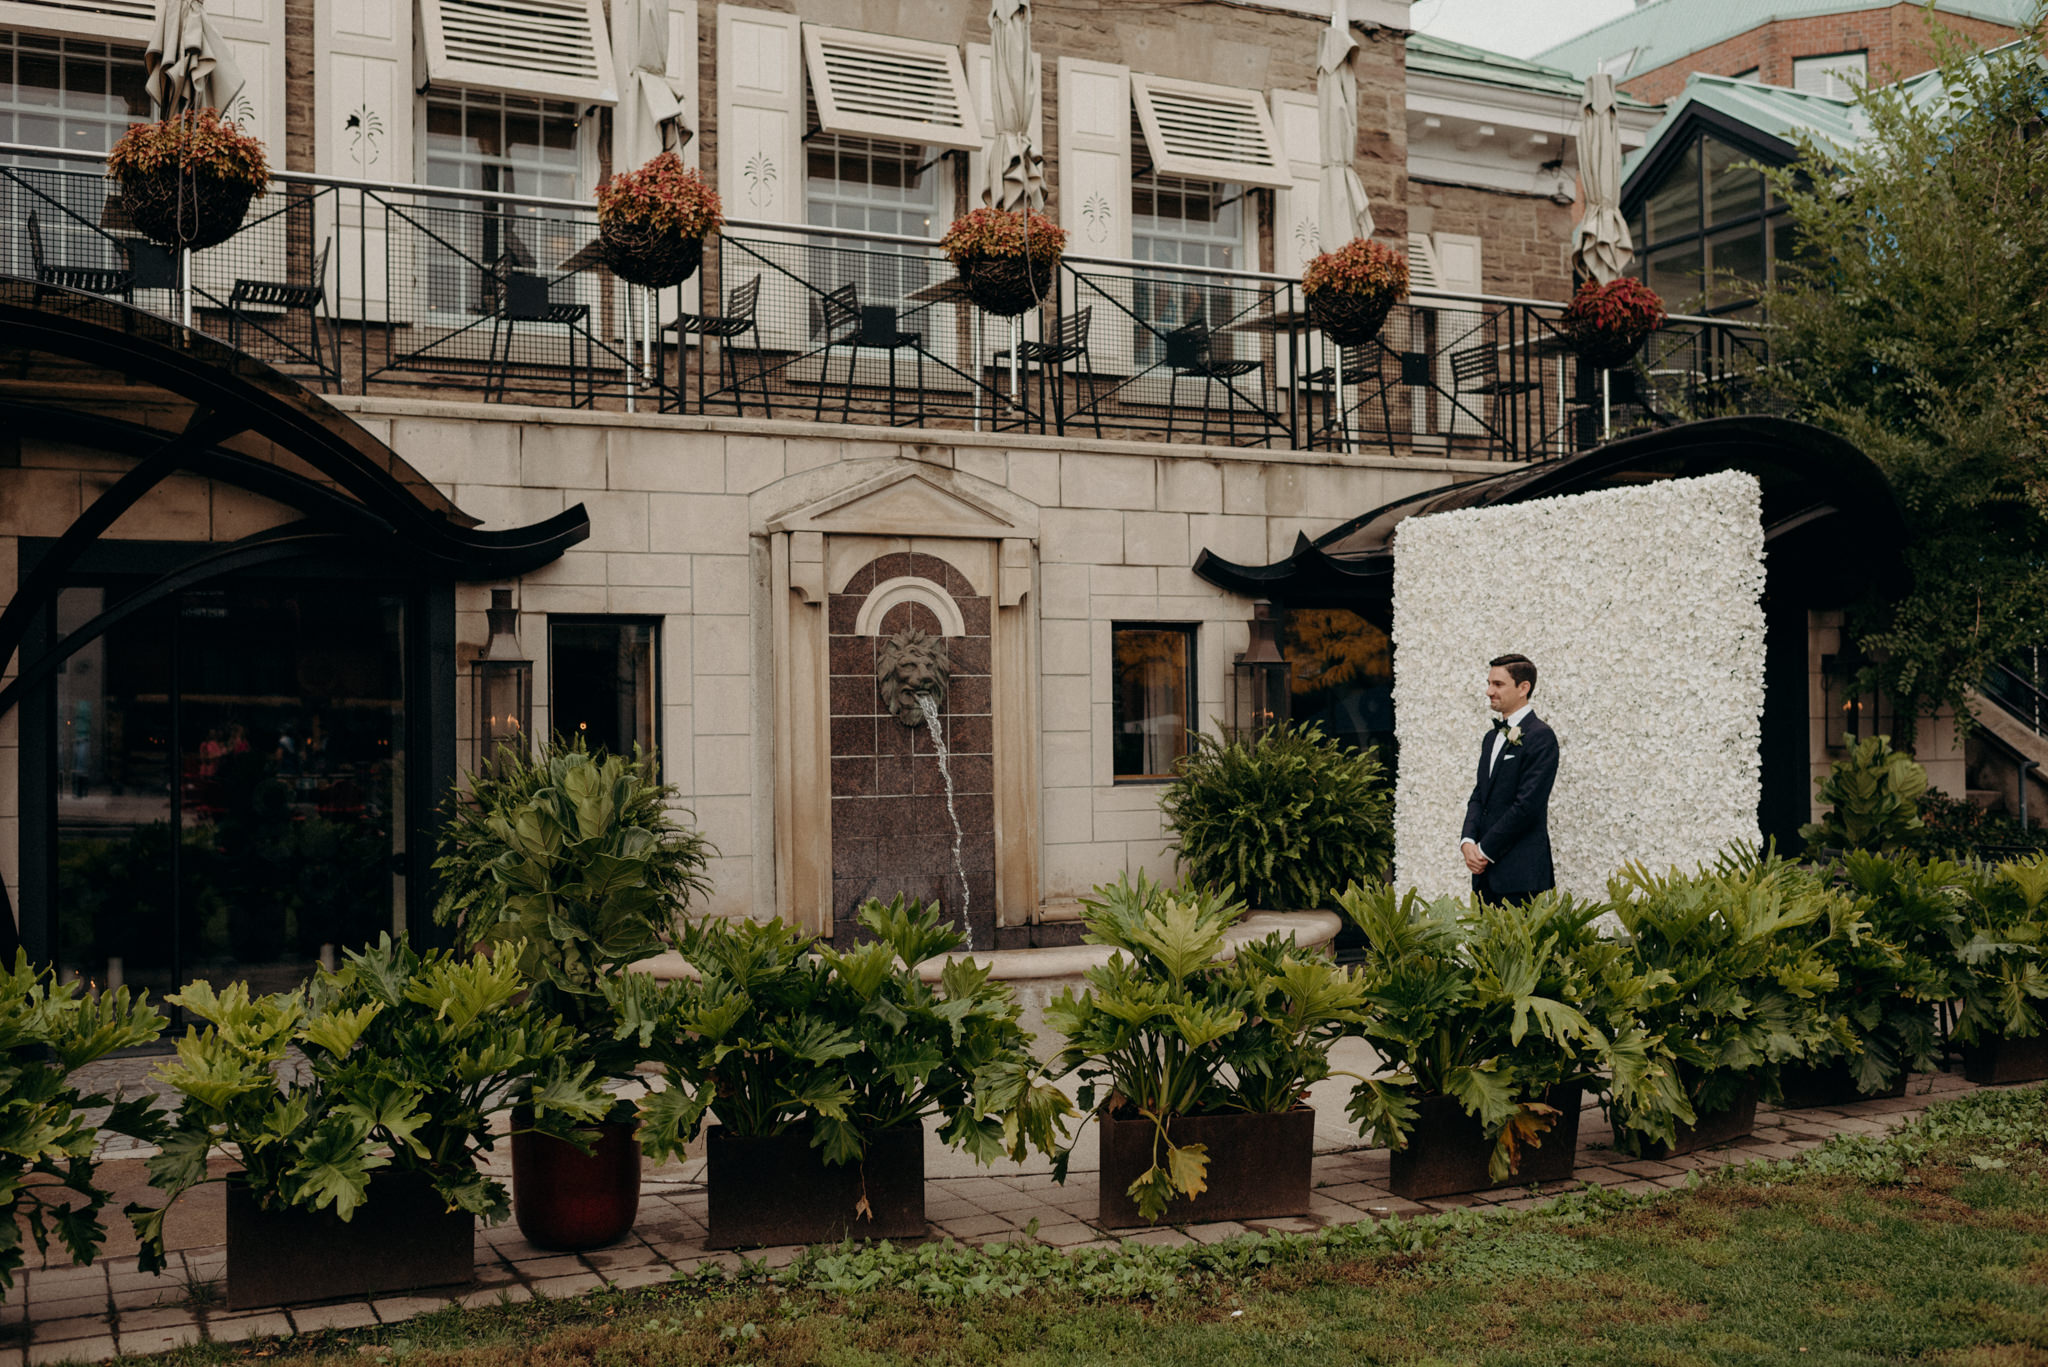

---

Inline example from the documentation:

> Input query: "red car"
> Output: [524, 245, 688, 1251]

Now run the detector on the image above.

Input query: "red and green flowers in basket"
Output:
[1302, 237, 1409, 301]
[596, 151, 723, 240]
[106, 109, 269, 195]
[940, 207, 1067, 265]
[1559, 276, 1668, 369]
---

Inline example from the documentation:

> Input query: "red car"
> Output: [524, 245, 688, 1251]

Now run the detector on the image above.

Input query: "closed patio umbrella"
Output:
[1315, 0, 1373, 249]
[614, 0, 689, 175]
[145, 0, 245, 120]
[1571, 73, 1633, 285]
[984, 0, 1043, 212]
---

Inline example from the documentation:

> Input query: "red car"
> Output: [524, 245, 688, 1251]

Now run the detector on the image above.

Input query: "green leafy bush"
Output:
[1338, 884, 1679, 1182]
[135, 936, 610, 1270]
[1046, 873, 1371, 1219]
[434, 738, 714, 1082]
[1604, 852, 1845, 1152]
[1952, 856, 2048, 1046]
[617, 898, 1069, 1169]
[1802, 736, 1930, 856]
[1, 954, 166, 1301]
[1918, 789, 2048, 858]
[1162, 722, 1391, 911]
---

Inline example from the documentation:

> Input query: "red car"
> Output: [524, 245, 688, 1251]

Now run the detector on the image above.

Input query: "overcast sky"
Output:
[1409, 0, 1637, 60]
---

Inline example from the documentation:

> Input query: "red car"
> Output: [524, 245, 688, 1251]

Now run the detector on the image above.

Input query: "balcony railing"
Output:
[0, 142, 1771, 459]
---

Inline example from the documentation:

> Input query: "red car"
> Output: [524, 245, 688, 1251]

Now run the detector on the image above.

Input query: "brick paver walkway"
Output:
[0, 1067, 1983, 1367]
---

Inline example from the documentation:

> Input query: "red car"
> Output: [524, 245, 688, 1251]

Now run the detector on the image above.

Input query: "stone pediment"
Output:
[765, 467, 1032, 540]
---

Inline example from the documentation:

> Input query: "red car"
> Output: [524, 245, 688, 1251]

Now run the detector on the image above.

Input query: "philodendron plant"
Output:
[434, 739, 714, 1086]
[613, 897, 1070, 1168]
[1605, 852, 1845, 1153]
[1954, 855, 2048, 1047]
[1, 954, 166, 1301]
[1045, 873, 1371, 1220]
[135, 936, 610, 1271]
[1338, 884, 1683, 1183]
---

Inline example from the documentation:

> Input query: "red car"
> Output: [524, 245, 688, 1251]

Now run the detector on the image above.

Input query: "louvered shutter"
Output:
[316, 0, 415, 322]
[1405, 231, 1441, 290]
[1269, 89, 1321, 277]
[1057, 56, 1129, 376]
[802, 25, 979, 151]
[1130, 73, 1290, 192]
[0, 0, 154, 44]
[419, 0, 619, 104]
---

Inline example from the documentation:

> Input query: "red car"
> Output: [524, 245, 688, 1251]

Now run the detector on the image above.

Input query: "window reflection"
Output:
[1112, 625, 1194, 781]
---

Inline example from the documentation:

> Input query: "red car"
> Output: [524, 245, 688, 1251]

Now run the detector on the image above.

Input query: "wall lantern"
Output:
[1232, 600, 1292, 741]
[475, 587, 532, 768]
[1822, 650, 1887, 752]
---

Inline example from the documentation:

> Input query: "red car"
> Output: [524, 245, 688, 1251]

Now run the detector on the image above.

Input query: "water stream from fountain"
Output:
[916, 691, 973, 951]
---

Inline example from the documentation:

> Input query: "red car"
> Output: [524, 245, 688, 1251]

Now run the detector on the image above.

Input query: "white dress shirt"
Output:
[1463, 703, 1533, 861]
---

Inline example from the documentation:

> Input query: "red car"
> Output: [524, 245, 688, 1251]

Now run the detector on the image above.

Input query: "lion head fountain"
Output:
[876, 627, 950, 726]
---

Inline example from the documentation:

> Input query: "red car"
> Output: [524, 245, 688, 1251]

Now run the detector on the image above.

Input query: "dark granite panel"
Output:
[829, 633, 876, 677]
[830, 757, 876, 797]
[829, 715, 875, 758]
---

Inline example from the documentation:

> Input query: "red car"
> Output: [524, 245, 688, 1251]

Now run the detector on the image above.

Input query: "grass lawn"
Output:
[132, 1086, 2048, 1367]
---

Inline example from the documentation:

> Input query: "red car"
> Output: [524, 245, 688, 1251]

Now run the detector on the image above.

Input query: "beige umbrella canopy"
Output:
[145, 0, 246, 121]
[615, 0, 689, 174]
[984, 0, 1044, 211]
[1571, 73, 1634, 285]
[1315, 0, 1373, 250]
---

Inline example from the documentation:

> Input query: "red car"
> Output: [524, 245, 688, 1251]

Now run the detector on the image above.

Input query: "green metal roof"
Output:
[1406, 31, 1661, 107]
[1537, 0, 2035, 81]
[1620, 72, 1866, 176]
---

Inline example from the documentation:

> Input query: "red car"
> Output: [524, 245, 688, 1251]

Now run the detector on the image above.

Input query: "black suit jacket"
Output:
[1460, 713, 1559, 896]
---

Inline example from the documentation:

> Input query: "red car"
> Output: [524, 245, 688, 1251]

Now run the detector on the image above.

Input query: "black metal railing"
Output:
[0, 141, 1770, 456]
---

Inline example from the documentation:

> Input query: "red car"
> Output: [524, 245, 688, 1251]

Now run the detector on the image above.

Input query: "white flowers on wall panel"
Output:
[1390, 471, 1768, 899]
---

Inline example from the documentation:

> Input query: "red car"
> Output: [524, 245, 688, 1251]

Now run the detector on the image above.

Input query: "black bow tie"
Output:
[1493, 718, 1511, 732]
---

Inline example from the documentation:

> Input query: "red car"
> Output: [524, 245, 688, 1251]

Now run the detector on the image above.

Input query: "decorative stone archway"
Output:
[764, 465, 1038, 943]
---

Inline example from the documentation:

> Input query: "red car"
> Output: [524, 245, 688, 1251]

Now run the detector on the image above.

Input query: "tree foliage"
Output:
[1760, 21, 2048, 726]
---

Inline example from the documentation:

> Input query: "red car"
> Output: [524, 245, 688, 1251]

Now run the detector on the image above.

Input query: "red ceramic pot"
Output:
[510, 1112, 642, 1251]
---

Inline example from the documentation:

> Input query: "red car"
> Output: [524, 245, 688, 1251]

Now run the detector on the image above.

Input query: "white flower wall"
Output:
[1391, 471, 1768, 898]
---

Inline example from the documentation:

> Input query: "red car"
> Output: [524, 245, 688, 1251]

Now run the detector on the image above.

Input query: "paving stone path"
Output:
[0, 1067, 1982, 1367]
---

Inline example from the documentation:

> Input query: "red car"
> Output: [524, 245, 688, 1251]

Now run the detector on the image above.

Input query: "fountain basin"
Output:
[636, 911, 1343, 1059]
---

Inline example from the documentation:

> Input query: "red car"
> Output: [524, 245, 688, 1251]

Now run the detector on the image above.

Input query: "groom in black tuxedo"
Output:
[1460, 653, 1558, 905]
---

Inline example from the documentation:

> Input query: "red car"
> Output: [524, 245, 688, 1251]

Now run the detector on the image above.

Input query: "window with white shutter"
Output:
[1793, 51, 1865, 100]
[0, 0, 155, 45]
[1406, 232, 1441, 291]
[801, 24, 979, 152]
[1130, 72, 1290, 192]
[418, 0, 619, 105]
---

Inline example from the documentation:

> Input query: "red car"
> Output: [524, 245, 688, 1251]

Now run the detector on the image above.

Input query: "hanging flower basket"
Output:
[1302, 238, 1408, 346]
[940, 207, 1066, 317]
[596, 151, 722, 289]
[1559, 277, 1667, 371]
[106, 110, 268, 252]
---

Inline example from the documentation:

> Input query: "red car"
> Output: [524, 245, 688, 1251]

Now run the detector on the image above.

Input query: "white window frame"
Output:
[1793, 51, 1866, 100]
[801, 23, 979, 152]
[0, 31, 149, 155]
[1130, 71, 1291, 191]
[417, 0, 619, 105]
[0, 0, 154, 45]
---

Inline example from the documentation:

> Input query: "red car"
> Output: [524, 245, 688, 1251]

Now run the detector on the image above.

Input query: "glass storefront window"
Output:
[1642, 141, 1700, 244]
[54, 579, 406, 1005]
[548, 618, 659, 759]
[1646, 240, 1701, 310]
[1704, 224, 1768, 311]
[1112, 624, 1195, 781]
[1703, 137, 1762, 226]
[1279, 608, 1393, 761]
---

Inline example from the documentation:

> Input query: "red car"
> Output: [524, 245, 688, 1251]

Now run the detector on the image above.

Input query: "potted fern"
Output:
[1045, 874, 1370, 1225]
[1339, 883, 1680, 1199]
[1302, 237, 1409, 346]
[1605, 853, 1845, 1157]
[1557, 276, 1666, 371]
[939, 207, 1066, 317]
[615, 897, 1068, 1249]
[135, 938, 610, 1307]
[1953, 855, 2048, 1084]
[596, 150, 723, 288]
[1, 954, 166, 1304]
[434, 738, 713, 1251]
[1162, 721, 1392, 912]
[106, 109, 268, 251]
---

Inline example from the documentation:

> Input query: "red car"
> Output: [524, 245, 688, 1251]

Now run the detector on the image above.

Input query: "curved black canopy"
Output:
[1193, 415, 1905, 626]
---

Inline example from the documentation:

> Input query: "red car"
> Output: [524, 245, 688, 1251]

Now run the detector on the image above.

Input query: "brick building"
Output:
[1537, 0, 2032, 105]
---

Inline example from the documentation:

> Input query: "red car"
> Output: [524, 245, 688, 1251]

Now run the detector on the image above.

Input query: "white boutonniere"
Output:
[1505, 725, 1524, 746]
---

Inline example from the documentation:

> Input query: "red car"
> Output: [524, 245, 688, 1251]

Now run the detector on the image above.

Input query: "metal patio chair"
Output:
[227, 238, 338, 391]
[668, 274, 768, 416]
[993, 306, 1102, 438]
[813, 282, 926, 426]
[482, 255, 595, 408]
[28, 211, 134, 306]
[1164, 317, 1264, 445]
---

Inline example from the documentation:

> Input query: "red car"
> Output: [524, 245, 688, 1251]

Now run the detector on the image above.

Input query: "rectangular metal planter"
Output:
[705, 1124, 926, 1249]
[1097, 1108, 1316, 1228]
[1776, 1060, 1908, 1110]
[1633, 1078, 1761, 1160]
[1962, 1033, 2048, 1086]
[225, 1172, 474, 1309]
[1388, 1084, 1583, 1201]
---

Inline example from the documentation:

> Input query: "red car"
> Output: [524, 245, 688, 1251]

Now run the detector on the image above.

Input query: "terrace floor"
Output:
[1, 1044, 1982, 1366]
